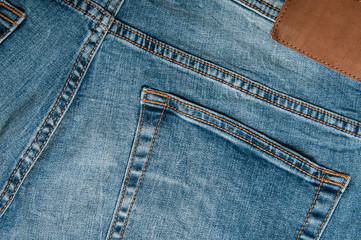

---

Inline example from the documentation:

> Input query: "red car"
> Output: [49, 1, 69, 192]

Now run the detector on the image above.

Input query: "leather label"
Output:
[271, 0, 361, 82]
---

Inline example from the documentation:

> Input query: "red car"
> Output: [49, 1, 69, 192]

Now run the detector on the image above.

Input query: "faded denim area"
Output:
[0, 0, 360, 239]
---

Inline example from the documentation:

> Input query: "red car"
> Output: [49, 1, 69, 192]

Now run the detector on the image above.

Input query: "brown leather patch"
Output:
[271, 0, 361, 82]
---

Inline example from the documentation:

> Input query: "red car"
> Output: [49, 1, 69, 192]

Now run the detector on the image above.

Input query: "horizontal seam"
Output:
[142, 98, 345, 188]
[256, 0, 280, 11]
[235, 0, 276, 19]
[108, 30, 361, 138]
[111, 22, 361, 129]
[0, 13, 16, 25]
[0, 2, 23, 17]
[144, 90, 349, 180]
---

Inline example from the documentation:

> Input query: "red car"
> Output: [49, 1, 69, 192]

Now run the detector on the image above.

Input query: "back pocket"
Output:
[0, 0, 25, 44]
[107, 86, 350, 240]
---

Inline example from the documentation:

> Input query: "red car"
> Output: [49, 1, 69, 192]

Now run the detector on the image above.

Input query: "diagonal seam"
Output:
[107, 30, 361, 138]
[0, 0, 114, 216]
[142, 98, 347, 188]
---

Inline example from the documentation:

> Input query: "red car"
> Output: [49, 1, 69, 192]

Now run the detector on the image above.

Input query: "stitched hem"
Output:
[0, 0, 117, 218]
[141, 87, 350, 188]
[106, 96, 167, 240]
[107, 20, 361, 138]
[0, 0, 25, 44]
[231, 0, 282, 21]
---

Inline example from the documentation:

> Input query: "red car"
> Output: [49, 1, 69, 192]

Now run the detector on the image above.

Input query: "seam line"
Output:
[0, 13, 16, 24]
[108, 30, 360, 138]
[108, 95, 147, 239]
[256, 0, 280, 11]
[296, 173, 325, 240]
[119, 100, 167, 239]
[62, 0, 108, 29]
[0, 15, 19, 39]
[0, 0, 111, 215]
[111, 21, 361, 129]
[0, 2, 23, 17]
[313, 179, 346, 239]
[142, 98, 345, 188]
[144, 90, 348, 180]
[235, 0, 276, 19]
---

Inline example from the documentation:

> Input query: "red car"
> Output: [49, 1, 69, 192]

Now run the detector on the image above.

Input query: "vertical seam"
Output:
[119, 99, 168, 239]
[108, 95, 147, 240]
[296, 173, 325, 240]
[313, 179, 346, 239]
[0, 0, 110, 215]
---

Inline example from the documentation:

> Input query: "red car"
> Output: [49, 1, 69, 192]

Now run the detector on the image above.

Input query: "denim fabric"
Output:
[0, 0, 360, 239]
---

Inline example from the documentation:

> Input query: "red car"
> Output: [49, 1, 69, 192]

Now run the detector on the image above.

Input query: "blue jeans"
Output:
[0, 0, 360, 239]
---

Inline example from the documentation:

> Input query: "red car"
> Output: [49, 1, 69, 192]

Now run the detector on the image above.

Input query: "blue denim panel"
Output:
[107, 87, 348, 240]
[115, 0, 361, 121]
[0, 0, 113, 219]
[0, 0, 359, 239]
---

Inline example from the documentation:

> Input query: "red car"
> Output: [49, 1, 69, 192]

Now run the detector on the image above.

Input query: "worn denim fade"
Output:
[0, 0, 360, 239]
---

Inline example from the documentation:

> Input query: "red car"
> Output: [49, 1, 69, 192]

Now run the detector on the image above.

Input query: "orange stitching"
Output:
[142, 99, 345, 188]
[0, 26, 11, 39]
[108, 96, 147, 240]
[104, 0, 112, 10]
[0, 13, 100, 201]
[144, 90, 349, 180]
[296, 173, 325, 240]
[0, 24, 99, 208]
[0, 13, 16, 25]
[277, 38, 361, 81]
[61, 0, 108, 30]
[108, 31, 360, 138]
[119, 99, 167, 239]
[0, 2, 23, 17]
[111, 23, 361, 129]
[271, 0, 361, 81]
[235, 0, 276, 19]
[256, 0, 280, 11]
[141, 99, 167, 107]
[0, 3, 110, 214]
[0, 15, 19, 40]
[144, 91, 169, 98]
[111, 0, 123, 15]
[313, 179, 346, 239]
[82, 0, 111, 19]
